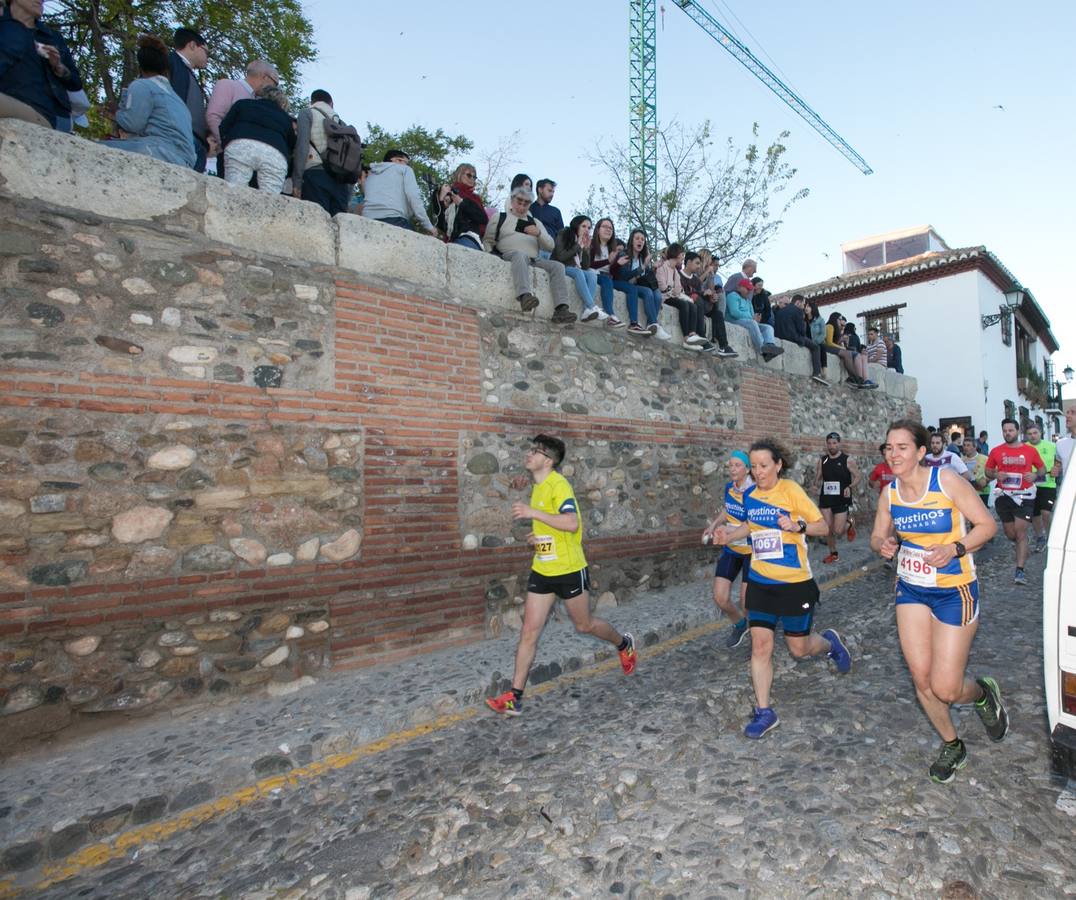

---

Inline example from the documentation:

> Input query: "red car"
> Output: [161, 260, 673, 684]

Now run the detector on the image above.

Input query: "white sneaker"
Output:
[684, 333, 706, 345]
[654, 325, 673, 341]
[682, 340, 704, 351]
[581, 308, 600, 323]
[595, 308, 610, 321]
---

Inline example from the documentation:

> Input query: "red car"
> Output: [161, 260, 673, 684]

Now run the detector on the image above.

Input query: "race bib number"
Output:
[897, 545, 937, 588]
[823, 481, 841, 496]
[533, 535, 557, 562]
[751, 528, 784, 561]
[1000, 472, 1023, 491]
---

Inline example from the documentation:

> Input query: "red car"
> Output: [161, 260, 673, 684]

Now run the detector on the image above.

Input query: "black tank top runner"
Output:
[820, 452, 851, 491]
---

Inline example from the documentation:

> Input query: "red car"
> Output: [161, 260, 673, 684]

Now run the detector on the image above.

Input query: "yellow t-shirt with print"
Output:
[529, 470, 587, 577]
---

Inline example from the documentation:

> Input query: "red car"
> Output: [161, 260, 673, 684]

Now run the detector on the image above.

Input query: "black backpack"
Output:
[311, 108, 362, 184]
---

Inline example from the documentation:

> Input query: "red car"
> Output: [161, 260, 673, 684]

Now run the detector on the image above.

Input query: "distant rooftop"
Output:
[841, 225, 949, 273]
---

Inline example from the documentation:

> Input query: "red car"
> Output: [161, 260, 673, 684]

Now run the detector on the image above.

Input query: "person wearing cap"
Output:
[725, 277, 784, 361]
[361, 149, 439, 234]
[483, 186, 577, 323]
[702, 450, 755, 649]
[816, 432, 860, 564]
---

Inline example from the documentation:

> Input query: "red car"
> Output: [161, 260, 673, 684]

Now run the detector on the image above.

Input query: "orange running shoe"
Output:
[846, 518, 857, 542]
[823, 552, 839, 564]
[619, 632, 637, 675]
[486, 690, 522, 716]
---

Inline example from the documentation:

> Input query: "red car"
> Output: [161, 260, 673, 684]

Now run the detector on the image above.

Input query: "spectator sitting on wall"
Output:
[824, 312, 876, 389]
[589, 220, 635, 332]
[362, 148, 438, 235]
[105, 35, 196, 168]
[883, 333, 904, 373]
[683, 251, 736, 357]
[530, 178, 563, 257]
[697, 249, 726, 314]
[842, 320, 862, 353]
[726, 277, 783, 361]
[553, 215, 611, 323]
[446, 163, 488, 234]
[506, 173, 532, 209]
[483, 185, 576, 323]
[436, 178, 488, 250]
[293, 90, 353, 217]
[724, 258, 757, 298]
[611, 229, 665, 339]
[865, 326, 887, 366]
[219, 84, 294, 195]
[205, 58, 280, 175]
[655, 243, 715, 352]
[751, 276, 773, 327]
[0, 0, 83, 129]
[775, 293, 826, 385]
[167, 27, 211, 171]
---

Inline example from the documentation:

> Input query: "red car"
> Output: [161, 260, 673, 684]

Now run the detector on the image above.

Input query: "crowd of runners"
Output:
[480, 415, 1068, 784]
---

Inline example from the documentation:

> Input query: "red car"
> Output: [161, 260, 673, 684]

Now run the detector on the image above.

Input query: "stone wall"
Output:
[0, 120, 918, 741]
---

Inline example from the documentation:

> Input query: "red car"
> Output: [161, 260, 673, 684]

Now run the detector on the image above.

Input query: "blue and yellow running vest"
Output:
[888, 467, 975, 589]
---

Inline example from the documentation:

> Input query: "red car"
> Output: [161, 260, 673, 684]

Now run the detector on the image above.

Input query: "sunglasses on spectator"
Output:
[462, 172, 476, 180]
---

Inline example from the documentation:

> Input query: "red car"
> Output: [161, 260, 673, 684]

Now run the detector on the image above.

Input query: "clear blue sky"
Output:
[300, 0, 1076, 394]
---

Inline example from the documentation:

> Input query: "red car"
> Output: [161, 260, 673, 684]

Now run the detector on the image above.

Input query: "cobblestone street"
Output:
[3, 548, 1074, 899]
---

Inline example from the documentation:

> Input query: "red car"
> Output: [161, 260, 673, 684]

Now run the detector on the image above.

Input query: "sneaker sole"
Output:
[726, 627, 749, 649]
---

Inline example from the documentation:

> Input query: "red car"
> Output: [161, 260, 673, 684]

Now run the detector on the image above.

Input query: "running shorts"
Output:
[745, 579, 819, 636]
[818, 495, 851, 514]
[995, 494, 1034, 523]
[527, 567, 590, 600]
[895, 578, 979, 627]
[1034, 486, 1057, 515]
[715, 548, 751, 583]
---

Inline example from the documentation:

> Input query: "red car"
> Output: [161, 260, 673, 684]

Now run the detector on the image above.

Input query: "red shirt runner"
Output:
[986, 442, 1044, 499]
[869, 462, 895, 493]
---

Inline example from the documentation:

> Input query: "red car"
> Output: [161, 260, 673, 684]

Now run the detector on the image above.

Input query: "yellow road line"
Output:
[9, 563, 878, 895]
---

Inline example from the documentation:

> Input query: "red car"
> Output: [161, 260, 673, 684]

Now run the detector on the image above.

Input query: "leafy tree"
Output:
[45, 1, 315, 112]
[362, 124, 473, 193]
[586, 120, 808, 259]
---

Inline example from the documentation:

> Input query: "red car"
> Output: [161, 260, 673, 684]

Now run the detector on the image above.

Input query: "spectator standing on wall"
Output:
[865, 326, 888, 366]
[883, 333, 904, 373]
[219, 84, 294, 195]
[167, 27, 211, 171]
[293, 90, 356, 217]
[530, 178, 563, 258]
[0, 0, 83, 129]
[105, 35, 195, 168]
[774, 293, 827, 385]
[205, 59, 280, 167]
[362, 148, 438, 234]
[483, 185, 576, 323]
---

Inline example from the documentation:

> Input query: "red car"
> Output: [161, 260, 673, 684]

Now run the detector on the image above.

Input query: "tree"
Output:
[586, 120, 808, 259]
[46, 1, 315, 112]
[362, 124, 473, 193]
[471, 130, 521, 209]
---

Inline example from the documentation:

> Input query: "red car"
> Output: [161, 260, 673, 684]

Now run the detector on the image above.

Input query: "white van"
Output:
[1043, 466, 1076, 778]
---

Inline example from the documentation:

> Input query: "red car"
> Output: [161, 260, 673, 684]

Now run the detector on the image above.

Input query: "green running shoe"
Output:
[929, 739, 967, 784]
[974, 676, 1009, 741]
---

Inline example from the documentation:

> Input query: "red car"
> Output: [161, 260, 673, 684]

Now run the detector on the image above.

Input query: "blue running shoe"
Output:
[744, 706, 779, 739]
[822, 628, 852, 674]
[725, 619, 749, 649]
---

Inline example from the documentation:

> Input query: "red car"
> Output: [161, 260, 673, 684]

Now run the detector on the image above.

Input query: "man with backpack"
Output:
[360, 148, 439, 234]
[293, 90, 361, 216]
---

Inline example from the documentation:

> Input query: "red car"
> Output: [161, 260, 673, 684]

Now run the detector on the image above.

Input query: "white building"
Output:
[788, 226, 1061, 440]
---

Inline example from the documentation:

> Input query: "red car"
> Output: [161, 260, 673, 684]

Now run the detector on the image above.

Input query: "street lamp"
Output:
[981, 287, 1024, 329]
[1046, 363, 1073, 419]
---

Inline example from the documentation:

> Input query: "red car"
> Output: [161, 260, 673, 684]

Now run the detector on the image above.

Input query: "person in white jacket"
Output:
[361, 148, 438, 234]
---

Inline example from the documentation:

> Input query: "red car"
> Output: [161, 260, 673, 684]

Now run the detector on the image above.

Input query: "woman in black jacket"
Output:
[220, 85, 295, 194]
[552, 215, 615, 323]
[436, 182, 488, 250]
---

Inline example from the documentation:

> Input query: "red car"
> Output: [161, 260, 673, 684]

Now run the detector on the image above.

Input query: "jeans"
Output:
[301, 166, 351, 216]
[564, 266, 598, 310]
[597, 274, 630, 320]
[502, 251, 569, 306]
[453, 235, 482, 250]
[224, 139, 288, 194]
[633, 285, 662, 326]
[373, 216, 413, 230]
[727, 316, 774, 351]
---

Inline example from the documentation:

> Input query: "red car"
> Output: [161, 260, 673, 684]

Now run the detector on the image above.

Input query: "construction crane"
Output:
[628, 0, 872, 228]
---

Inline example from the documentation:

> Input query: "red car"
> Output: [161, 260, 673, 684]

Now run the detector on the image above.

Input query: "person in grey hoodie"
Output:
[361, 148, 438, 234]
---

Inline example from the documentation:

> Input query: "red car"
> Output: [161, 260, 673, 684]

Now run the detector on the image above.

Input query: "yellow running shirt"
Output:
[888, 466, 975, 588]
[743, 479, 822, 585]
[529, 470, 587, 577]
[724, 478, 755, 556]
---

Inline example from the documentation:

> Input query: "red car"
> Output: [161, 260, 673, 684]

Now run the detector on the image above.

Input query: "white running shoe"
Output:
[581, 308, 600, 323]
[654, 325, 673, 341]
[595, 308, 610, 321]
[684, 333, 706, 345]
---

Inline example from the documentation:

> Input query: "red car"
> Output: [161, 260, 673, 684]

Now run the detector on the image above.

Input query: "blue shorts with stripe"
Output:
[714, 548, 751, 582]
[895, 579, 979, 627]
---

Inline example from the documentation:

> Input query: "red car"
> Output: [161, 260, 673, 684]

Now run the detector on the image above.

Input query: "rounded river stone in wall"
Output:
[253, 366, 283, 388]
[466, 452, 500, 475]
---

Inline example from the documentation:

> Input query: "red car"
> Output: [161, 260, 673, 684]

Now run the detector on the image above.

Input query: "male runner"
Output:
[924, 433, 973, 481]
[486, 434, 636, 716]
[961, 436, 991, 505]
[985, 418, 1045, 585]
[816, 432, 860, 564]
[1025, 423, 1058, 552]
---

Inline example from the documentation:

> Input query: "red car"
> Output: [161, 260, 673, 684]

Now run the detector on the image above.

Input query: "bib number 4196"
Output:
[897, 545, 937, 588]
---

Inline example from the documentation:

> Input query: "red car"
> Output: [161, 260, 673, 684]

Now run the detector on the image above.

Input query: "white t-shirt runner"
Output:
[923, 451, 968, 476]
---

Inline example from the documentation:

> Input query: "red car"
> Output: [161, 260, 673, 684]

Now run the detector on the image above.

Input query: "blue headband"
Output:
[731, 450, 750, 467]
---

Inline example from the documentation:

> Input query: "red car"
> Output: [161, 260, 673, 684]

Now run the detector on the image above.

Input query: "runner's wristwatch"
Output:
[953, 541, 967, 558]
[797, 519, 807, 533]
